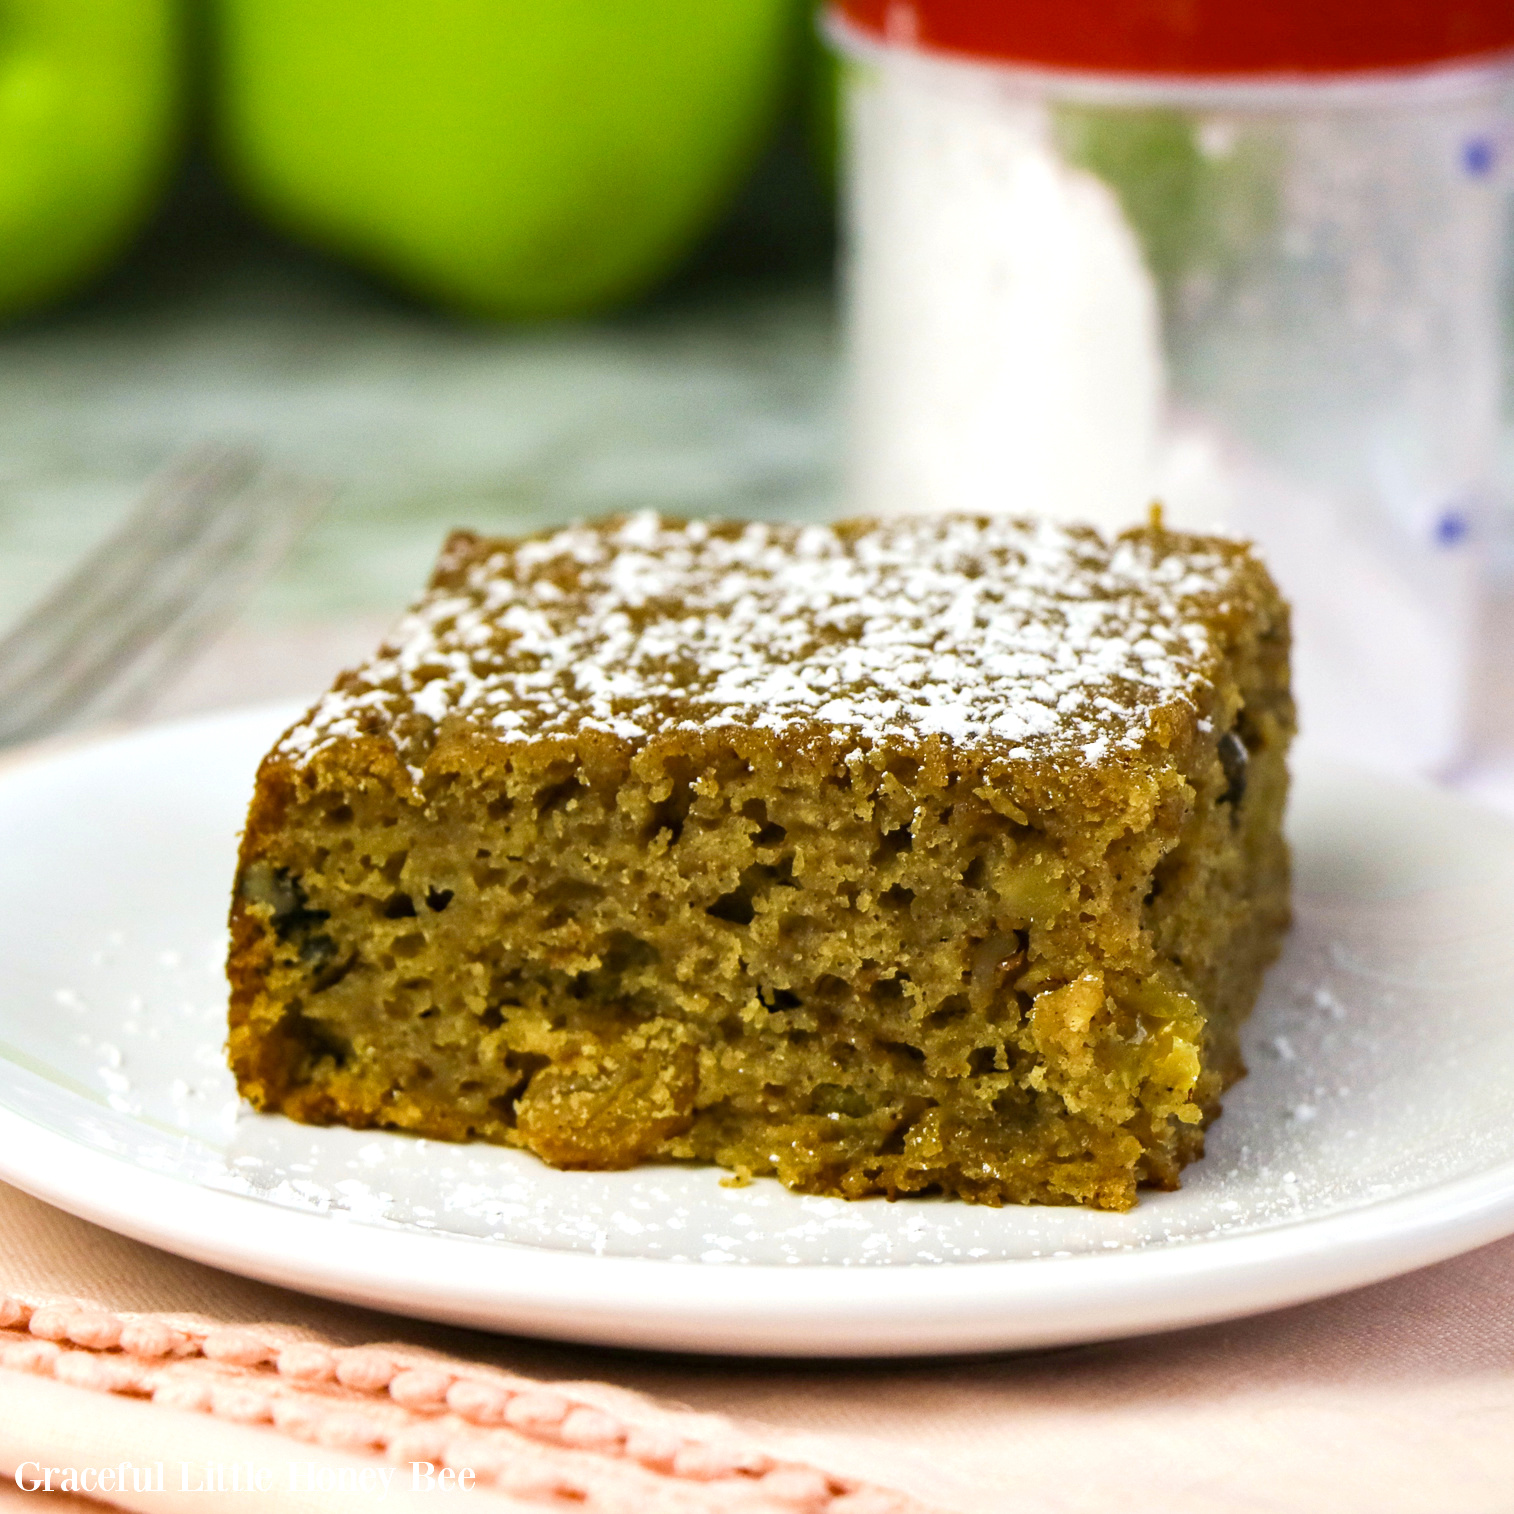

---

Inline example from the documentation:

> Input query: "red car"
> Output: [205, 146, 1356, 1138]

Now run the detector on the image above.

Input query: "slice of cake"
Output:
[228, 512, 1292, 1211]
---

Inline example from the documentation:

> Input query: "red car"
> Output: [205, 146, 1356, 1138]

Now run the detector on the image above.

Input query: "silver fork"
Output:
[0, 446, 329, 747]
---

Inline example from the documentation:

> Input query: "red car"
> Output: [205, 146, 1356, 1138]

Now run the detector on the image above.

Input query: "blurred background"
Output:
[0, 0, 839, 718]
[3, 0, 1514, 799]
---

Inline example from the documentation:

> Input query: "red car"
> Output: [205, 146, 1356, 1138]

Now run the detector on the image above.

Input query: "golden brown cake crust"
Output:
[228, 513, 1293, 1210]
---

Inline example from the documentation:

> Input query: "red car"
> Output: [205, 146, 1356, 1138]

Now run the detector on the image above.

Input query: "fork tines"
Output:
[0, 446, 328, 747]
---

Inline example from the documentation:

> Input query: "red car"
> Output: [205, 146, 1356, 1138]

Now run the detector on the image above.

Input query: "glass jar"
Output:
[829, 1, 1514, 774]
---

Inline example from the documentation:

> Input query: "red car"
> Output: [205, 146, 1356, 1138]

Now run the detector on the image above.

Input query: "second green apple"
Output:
[214, 0, 801, 319]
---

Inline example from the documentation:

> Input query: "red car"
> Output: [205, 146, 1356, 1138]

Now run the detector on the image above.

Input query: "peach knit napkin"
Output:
[7, 1175, 1514, 1514]
[0, 1182, 929, 1514]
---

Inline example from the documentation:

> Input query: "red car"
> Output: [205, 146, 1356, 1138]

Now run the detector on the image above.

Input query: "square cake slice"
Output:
[228, 512, 1291, 1211]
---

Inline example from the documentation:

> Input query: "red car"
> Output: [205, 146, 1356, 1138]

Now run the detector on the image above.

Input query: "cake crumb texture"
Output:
[229, 513, 1292, 1211]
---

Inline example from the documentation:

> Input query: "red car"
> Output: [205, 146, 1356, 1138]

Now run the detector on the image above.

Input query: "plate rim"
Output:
[5, 1098, 1514, 1357]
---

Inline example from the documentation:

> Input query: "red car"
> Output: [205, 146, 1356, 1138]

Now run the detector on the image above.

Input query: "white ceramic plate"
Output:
[2, 706, 1514, 1358]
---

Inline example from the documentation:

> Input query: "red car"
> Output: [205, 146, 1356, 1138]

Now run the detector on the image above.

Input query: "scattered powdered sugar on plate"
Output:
[276, 513, 1243, 779]
[8, 867, 1514, 1268]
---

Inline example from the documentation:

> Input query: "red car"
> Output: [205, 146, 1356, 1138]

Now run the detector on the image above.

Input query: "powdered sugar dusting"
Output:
[278, 513, 1239, 776]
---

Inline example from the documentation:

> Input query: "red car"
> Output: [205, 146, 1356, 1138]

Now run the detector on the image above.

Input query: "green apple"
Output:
[0, 0, 179, 321]
[213, 0, 803, 319]
[806, 2, 840, 192]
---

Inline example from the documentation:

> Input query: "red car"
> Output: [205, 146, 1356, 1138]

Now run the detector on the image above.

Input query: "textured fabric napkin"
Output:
[0, 1181, 928, 1514]
[5, 623, 1514, 1512]
[6, 1175, 1514, 1514]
